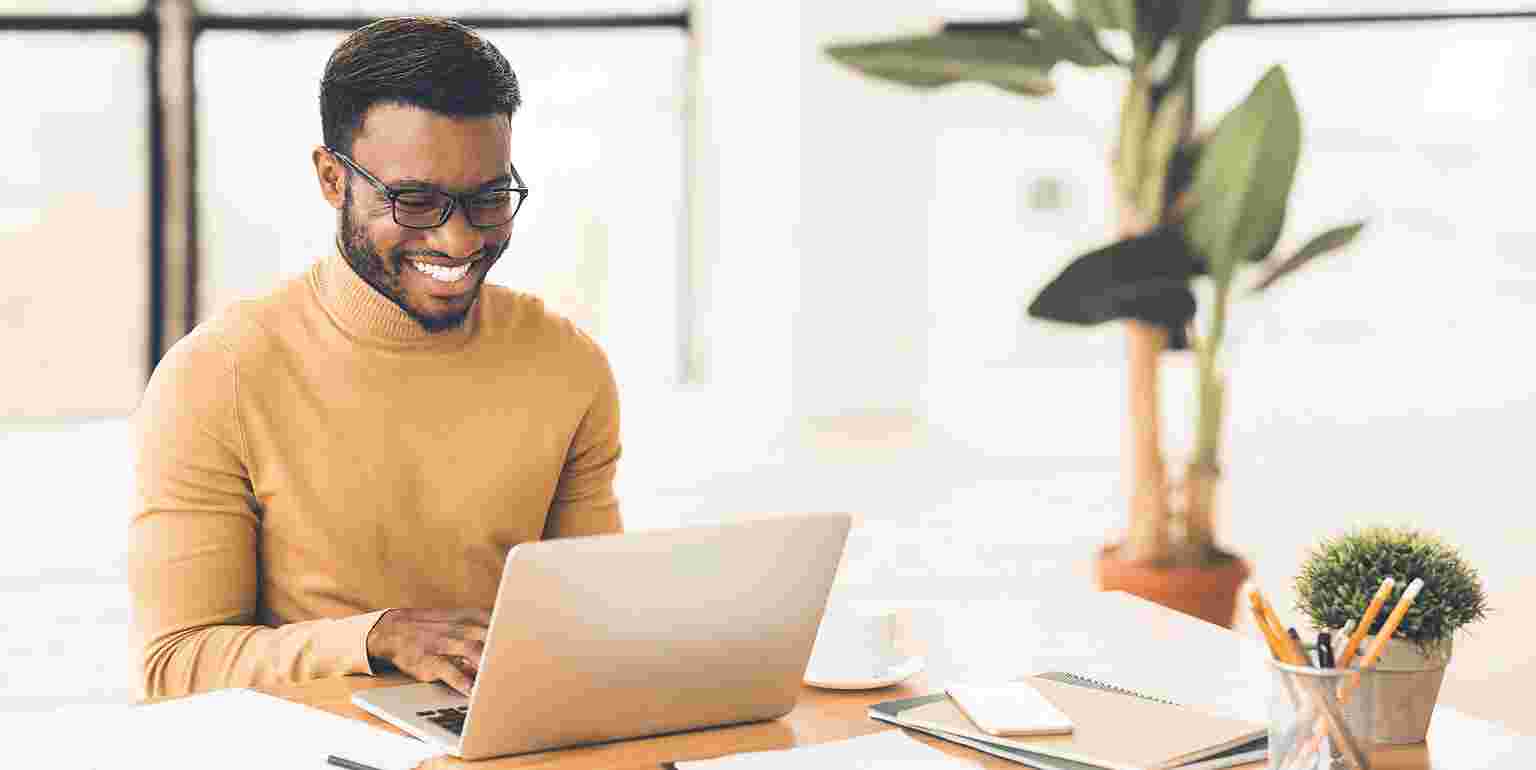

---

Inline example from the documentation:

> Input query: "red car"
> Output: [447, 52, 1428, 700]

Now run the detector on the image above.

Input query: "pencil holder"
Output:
[1266, 660, 1377, 770]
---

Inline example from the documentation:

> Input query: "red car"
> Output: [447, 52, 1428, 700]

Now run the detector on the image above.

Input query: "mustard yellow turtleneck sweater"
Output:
[128, 249, 623, 699]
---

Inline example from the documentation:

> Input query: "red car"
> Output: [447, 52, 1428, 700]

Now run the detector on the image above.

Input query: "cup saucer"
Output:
[803, 654, 925, 690]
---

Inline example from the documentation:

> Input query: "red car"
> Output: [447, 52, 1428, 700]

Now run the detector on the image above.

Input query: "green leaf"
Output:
[1077, 0, 1137, 32]
[1251, 221, 1367, 293]
[1026, 226, 1200, 345]
[1170, 1, 1240, 83]
[824, 32, 1059, 97]
[1029, 0, 1115, 67]
[1184, 0, 1243, 47]
[1182, 65, 1302, 286]
[1133, 0, 1183, 56]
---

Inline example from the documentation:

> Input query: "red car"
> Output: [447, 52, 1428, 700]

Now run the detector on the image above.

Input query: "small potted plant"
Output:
[1294, 526, 1489, 744]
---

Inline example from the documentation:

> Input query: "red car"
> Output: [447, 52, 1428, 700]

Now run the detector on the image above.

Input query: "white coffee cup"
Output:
[807, 608, 903, 677]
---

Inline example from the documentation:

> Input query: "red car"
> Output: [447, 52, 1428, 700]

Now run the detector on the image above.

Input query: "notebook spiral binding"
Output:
[1036, 671, 1183, 707]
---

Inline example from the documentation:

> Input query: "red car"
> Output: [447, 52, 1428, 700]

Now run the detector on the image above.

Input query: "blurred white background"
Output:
[3, 0, 1535, 735]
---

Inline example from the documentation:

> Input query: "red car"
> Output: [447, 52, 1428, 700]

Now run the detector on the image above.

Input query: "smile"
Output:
[409, 258, 477, 283]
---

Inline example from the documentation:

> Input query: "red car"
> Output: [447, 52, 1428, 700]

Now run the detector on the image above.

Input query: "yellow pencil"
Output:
[1250, 591, 1303, 713]
[1336, 576, 1395, 669]
[1248, 591, 1287, 660]
[1347, 577, 1425, 694]
[1256, 592, 1305, 665]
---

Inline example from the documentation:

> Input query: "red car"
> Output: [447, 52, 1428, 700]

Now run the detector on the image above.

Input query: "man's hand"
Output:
[367, 608, 491, 695]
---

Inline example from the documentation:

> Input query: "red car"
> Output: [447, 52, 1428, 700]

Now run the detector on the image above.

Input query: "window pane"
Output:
[197, 28, 688, 387]
[0, 34, 148, 419]
[197, 1, 684, 15]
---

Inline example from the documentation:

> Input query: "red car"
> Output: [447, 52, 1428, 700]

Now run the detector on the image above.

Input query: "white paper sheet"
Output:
[674, 729, 979, 769]
[37, 688, 442, 770]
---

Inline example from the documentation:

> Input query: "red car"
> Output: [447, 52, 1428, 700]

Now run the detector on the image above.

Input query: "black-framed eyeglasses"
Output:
[325, 146, 529, 230]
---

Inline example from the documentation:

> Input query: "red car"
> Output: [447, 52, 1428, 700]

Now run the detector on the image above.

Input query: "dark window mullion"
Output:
[0, 14, 153, 33]
[147, 12, 165, 376]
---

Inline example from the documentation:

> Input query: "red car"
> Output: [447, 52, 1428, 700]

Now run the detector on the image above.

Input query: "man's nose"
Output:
[432, 202, 487, 259]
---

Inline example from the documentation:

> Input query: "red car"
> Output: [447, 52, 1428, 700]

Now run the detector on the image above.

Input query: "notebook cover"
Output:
[888, 677, 1264, 770]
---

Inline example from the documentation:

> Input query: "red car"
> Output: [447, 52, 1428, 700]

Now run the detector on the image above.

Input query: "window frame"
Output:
[2, 3, 690, 379]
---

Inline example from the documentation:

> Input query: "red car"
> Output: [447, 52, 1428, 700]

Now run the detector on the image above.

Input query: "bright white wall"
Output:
[791, 2, 941, 421]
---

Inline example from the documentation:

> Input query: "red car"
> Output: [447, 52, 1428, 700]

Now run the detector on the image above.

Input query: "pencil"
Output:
[1336, 576, 1395, 670]
[1256, 592, 1304, 666]
[1248, 591, 1286, 660]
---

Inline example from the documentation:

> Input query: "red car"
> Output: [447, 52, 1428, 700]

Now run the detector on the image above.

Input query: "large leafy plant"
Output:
[827, 1, 1368, 566]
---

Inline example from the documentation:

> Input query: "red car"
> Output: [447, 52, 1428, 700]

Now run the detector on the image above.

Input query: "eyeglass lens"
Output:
[393, 189, 523, 229]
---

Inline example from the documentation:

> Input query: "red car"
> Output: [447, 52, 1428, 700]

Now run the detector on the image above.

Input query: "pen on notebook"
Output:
[327, 755, 383, 770]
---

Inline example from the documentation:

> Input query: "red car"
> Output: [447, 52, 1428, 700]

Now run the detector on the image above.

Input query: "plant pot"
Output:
[1331, 633, 1451, 744]
[1093, 544, 1251, 628]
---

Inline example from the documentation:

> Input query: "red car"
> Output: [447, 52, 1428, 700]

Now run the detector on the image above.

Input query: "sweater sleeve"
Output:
[127, 326, 386, 700]
[542, 342, 624, 540]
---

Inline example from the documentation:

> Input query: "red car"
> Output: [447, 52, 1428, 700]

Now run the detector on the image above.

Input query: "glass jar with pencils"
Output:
[1266, 659, 1378, 770]
[1247, 578, 1425, 769]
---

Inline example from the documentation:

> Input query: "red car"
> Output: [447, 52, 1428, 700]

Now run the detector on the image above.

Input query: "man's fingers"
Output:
[410, 608, 487, 624]
[458, 608, 492, 627]
[432, 657, 476, 696]
[431, 637, 486, 668]
[455, 624, 489, 643]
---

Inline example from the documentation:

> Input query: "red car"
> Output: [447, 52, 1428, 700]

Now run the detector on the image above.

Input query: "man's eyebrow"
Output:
[389, 174, 514, 192]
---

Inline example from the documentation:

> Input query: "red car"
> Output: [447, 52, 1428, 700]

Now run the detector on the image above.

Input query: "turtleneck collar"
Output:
[309, 242, 480, 350]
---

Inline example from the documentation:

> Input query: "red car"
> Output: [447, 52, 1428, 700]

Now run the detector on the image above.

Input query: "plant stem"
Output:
[1122, 319, 1171, 563]
[1185, 282, 1231, 554]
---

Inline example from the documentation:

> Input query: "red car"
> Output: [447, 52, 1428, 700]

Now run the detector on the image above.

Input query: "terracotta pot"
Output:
[1093, 544, 1251, 628]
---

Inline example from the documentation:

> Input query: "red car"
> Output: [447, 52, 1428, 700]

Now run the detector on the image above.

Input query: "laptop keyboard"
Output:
[418, 706, 469, 735]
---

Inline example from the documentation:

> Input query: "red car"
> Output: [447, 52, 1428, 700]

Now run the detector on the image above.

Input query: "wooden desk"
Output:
[245, 593, 1528, 769]
[260, 673, 1524, 770]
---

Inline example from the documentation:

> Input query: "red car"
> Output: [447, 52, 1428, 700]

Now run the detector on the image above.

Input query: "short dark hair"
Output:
[320, 16, 521, 154]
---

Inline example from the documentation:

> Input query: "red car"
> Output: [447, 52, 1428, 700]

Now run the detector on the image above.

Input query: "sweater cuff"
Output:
[351, 609, 393, 676]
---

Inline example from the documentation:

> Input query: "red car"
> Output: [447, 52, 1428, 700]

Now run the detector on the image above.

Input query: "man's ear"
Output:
[313, 146, 346, 209]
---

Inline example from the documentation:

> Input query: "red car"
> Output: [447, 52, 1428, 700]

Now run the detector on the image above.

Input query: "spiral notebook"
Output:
[869, 672, 1266, 770]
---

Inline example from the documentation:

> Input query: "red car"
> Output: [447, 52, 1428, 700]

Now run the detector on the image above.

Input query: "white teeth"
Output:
[411, 260, 472, 282]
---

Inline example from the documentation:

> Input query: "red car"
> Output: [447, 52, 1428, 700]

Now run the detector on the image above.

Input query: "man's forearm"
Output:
[136, 610, 389, 700]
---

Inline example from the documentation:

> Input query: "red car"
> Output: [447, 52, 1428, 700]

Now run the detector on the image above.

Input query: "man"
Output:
[128, 17, 622, 700]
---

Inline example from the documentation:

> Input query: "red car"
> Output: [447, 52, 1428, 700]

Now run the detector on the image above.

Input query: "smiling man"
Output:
[128, 18, 622, 699]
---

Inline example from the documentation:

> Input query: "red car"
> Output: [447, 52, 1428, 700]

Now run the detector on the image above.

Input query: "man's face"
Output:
[315, 104, 514, 333]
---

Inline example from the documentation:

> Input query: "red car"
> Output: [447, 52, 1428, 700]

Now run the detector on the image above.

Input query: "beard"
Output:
[337, 186, 508, 334]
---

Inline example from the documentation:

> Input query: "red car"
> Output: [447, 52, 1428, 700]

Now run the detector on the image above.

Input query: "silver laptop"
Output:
[352, 512, 852, 760]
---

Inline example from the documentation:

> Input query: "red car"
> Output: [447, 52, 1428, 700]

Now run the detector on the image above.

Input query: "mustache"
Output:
[393, 238, 508, 263]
